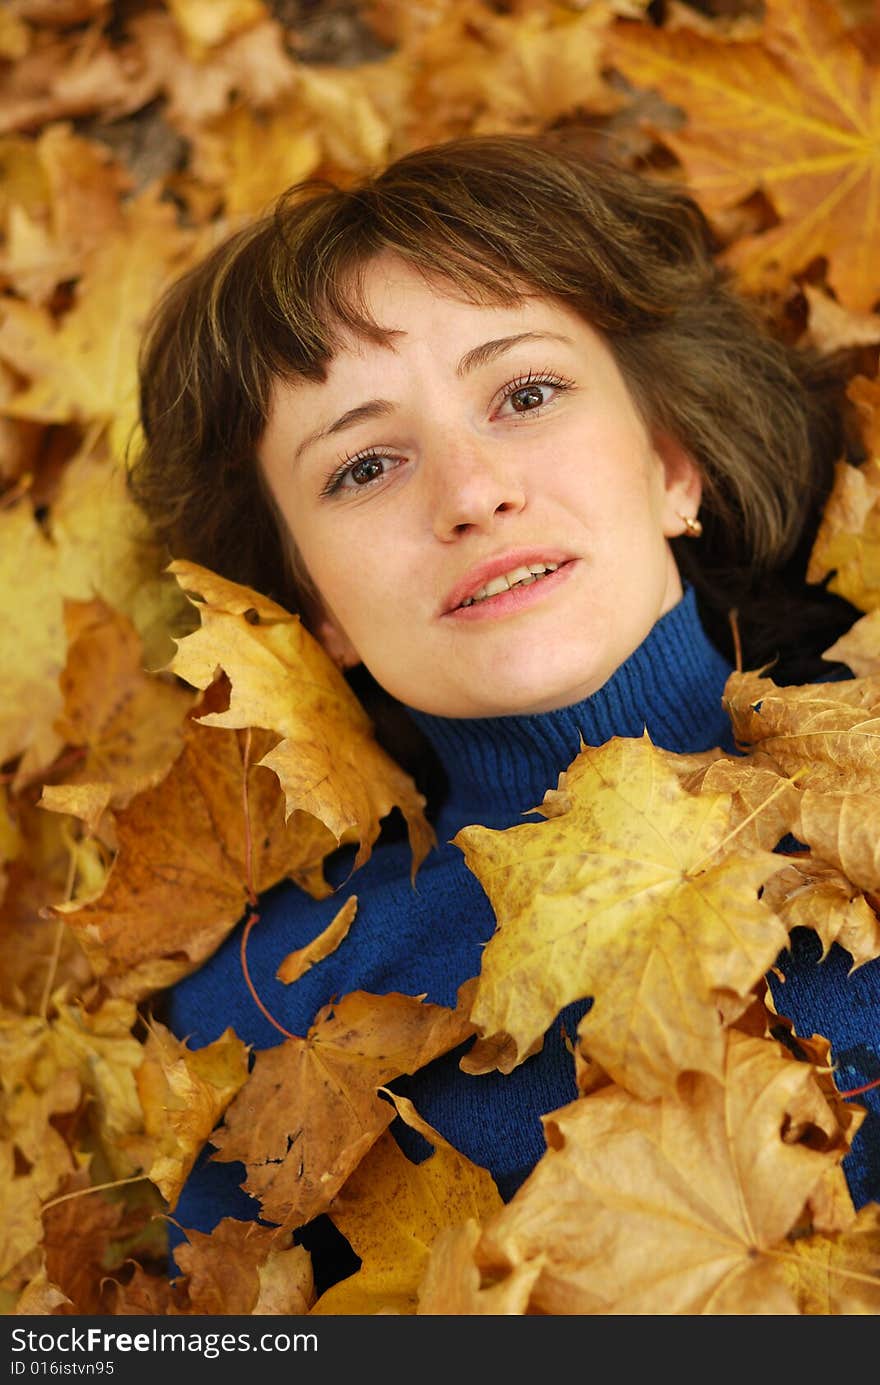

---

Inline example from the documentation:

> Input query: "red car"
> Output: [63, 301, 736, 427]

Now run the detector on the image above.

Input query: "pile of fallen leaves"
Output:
[2, 0, 880, 1316]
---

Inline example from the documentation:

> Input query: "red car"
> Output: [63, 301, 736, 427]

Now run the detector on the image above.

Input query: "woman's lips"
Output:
[442, 559, 576, 621]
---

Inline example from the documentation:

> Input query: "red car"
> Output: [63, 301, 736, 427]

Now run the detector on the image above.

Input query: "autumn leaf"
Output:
[761, 857, 880, 971]
[276, 894, 358, 985]
[415, 1219, 544, 1316]
[0, 499, 66, 782]
[0, 186, 196, 461]
[311, 1092, 503, 1316]
[55, 716, 339, 1000]
[209, 989, 475, 1231]
[135, 1019, 250, 1209]
[605, 0, 880, 309]
[0, 792, 93, 1013]
[129, 8, 298, 131]
[165, 0, 268, 58]
[469, 1030, 873, 1315]
[50, 446, 193, 676]
[457, 734, 787, 1099]
[37, 596, 195, 833]
[724, 670, 880, 791]
[166, 561, 435, 877]
[172, 1218, 314, 1315]
[0, 123, 130, 304]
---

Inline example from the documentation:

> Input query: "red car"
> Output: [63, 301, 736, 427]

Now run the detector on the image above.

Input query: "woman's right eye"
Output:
[321, 448, 401, 497]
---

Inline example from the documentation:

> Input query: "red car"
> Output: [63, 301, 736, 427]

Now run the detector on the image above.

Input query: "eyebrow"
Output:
[293, 331, 573, 462]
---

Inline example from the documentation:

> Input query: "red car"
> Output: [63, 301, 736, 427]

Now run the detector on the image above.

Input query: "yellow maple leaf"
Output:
[0, 186, 196, 461]
[724, 670, 880, 791]
[472, 1031, 871, 1314]
[135, 1020, 249, 1209]
[165, 0, 267, 57]
[761, 857, 880, 971]
[311, 1091, 503, 1316]
[457, 734, 787, 1100]
[166, 561, 435, 877]
[605, 0, 880, 309]
[0, 499, 65, 780]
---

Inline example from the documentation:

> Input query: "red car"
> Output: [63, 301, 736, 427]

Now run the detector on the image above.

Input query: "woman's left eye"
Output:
[497, 373, 574, 417]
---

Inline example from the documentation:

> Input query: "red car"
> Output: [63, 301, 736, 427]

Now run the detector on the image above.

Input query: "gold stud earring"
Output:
[678, 512, 703, 538]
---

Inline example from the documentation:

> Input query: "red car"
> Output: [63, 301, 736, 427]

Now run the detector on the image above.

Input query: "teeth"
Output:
[460, 561, 560, 607]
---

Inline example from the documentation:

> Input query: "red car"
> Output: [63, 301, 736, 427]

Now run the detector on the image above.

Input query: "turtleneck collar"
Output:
[404, 584, 736, 838]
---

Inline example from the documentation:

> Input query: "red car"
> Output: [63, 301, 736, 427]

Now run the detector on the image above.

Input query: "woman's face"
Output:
[258, 253, 701, 718]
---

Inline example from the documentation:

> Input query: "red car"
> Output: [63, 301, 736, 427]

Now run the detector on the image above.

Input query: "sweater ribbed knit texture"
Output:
[167, 585, 880, 1279]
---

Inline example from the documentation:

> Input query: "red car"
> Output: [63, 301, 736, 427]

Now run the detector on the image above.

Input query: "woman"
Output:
[129, 132, 876, 1293]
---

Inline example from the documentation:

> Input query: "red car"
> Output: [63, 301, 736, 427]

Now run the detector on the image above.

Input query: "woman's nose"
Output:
[429, 441, 527, 541]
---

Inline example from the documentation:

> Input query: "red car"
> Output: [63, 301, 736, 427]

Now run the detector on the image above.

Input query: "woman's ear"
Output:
[316, 614, 362, 671]
[653, 431, 703, 536]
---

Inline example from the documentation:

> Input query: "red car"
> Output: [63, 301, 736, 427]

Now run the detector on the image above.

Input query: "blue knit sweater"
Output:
[167, 585, 880, 1282]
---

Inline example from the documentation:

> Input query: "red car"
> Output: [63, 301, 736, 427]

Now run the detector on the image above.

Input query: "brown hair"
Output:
[129, 130, 857, 684]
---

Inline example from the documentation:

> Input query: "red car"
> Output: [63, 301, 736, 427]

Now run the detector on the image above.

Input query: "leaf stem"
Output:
[237, 727, 297, 1042]
[42, 1173, 148, 1212]
[837, 1074, 880, 1099]
[39, 837, 78, 1020]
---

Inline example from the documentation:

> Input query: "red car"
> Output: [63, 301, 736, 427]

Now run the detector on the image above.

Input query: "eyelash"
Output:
[319, 370, 575, 498]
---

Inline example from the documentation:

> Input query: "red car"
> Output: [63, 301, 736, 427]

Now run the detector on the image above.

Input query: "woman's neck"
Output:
[404, 584, 736, 839]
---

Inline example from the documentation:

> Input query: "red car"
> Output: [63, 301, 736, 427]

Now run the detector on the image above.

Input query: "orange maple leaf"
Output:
[605, 0, 880, 309]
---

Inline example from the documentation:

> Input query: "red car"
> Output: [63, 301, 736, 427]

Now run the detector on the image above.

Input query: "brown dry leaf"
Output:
[8, 3, 109, 26]
[167, 562, 434, 878]
[456, 734, 787, 1099]
[0, 186, 196, 462]
[605, 0, 880, 309]
[135, 1020, 250, 1210]
[211, 989, 476, 1231]
[723, 670, 880, 791]
[685, 751, 803, 852]
[0, 25, 159, 135]
[55, 717, 339, 1000]
[416, 1219, 544, 1316]
[0, 794, 93, 1013]
[276, 895, 358, 985]
[311, 1091, 502, 1316]
[761, 858, 880, 970]
[792, 787, 880, 896]
[0, 784, 19, 905]
[474, 1030, 870, 1314]
[129, 10, 298, 131]
[379, 1, 620, 150]
[850, 371, 880, 456]
[173, 1218, 314, 1315]
[38, 597, 195, 823]
[40, 1171, 135, 1315]
[0, 123, 130, 304]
